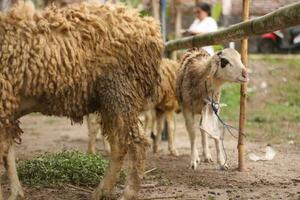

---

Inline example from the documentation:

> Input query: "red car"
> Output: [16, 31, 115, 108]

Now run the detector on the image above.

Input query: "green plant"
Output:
[17, 151, 125, 186]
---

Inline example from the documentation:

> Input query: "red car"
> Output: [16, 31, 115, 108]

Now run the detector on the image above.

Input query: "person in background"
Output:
[184, 2, 218, 55]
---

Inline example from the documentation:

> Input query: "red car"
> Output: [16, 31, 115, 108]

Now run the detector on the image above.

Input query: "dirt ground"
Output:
[0, 114, 298, 200]
[2, 57, 300, 200]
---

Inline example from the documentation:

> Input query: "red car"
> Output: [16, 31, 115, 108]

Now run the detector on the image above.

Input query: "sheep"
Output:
[86, 114, 111, 154]
[176, 48, 248, 170]
[86, 58, 180, 156]
[145, 58, 180, 156]
[0, 2, 163, 200]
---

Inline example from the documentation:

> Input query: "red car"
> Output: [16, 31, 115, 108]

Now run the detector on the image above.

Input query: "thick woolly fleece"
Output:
[86, 58, 180, 137]
[151, 58, 179, 112]
[0, 2, 163, 146]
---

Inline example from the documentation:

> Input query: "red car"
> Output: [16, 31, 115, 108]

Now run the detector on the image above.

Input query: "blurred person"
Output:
[184, 2, 218, 55]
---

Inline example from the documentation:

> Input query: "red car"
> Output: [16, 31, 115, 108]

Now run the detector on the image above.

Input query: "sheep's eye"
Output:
[220, 58, 229, 68]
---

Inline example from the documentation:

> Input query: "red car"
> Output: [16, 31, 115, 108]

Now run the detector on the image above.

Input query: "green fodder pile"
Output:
[17, 151, 124, 186]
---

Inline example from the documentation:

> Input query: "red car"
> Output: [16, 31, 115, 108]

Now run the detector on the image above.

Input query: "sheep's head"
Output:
[211, 48, 248, 83]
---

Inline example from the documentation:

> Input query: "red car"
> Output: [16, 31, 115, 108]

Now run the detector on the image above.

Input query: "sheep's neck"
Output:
[203, 59, 224, 98]
[205, 78, 224, 101]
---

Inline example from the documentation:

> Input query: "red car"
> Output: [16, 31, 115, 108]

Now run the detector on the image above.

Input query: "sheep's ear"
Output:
[216, 51, 222, 56]
[208, 56, 219, 77]
[220, 58, 229, 68]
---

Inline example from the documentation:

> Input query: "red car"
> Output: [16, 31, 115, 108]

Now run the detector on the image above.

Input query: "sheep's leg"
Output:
[149, 110, 156, 136]
[86, 115, 99, 155]
[92, 135, 127, 200]
[182, 109, 199, 170]
[102, 136, 111, 154]
[144, 110, 156, 137]
[5, 145, 24, 200]
[87, 130, 98, 155]
[165, 111, 178, 156]
[0, 156, 4, 200]
[143, 111, 150, 131]
[120, 143, 146, 200]
[200, 130, 213, 163]
[152, 112, 164, 154]
[213, 138, 228, 170]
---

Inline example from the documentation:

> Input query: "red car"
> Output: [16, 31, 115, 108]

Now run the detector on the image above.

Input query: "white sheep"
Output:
[176, 48, 248, 170]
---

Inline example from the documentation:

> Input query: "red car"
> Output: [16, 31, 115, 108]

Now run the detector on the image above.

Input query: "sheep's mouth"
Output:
[236, 77, 249, 83]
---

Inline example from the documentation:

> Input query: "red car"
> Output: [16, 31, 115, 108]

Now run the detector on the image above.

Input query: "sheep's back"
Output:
[176, 48, 211, 112]
[0, 2, 163, 122]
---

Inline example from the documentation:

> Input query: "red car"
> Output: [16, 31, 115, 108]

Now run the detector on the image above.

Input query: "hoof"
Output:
[202, 157, 214, 163]
[8, 186, 24, 200]
[219, 163, 229, 171]
[202, 153, 213, 163]
[190, 162, 198, 170]
[190, 157, 200, 170]
[169, 149, 179, 156]
[152, 145, 158, 154]
[87, 149, 97, 155]
[191, 164, 196, 170]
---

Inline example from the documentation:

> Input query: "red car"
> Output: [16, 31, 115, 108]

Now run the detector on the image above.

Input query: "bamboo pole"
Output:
[164, 2, 300, 52]
[238, 0, 250, 172]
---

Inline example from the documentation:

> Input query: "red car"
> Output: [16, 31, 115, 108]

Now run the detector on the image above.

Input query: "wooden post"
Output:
[238, 0, 250, 172]
[152, 0, 160, 22]
[175, 2, 182, 39]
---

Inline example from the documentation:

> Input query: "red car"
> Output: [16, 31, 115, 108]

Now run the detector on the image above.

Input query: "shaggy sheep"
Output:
[176, 48, 248, 170]
[0, 2, 163, 200]
[86, 58, 180, 156]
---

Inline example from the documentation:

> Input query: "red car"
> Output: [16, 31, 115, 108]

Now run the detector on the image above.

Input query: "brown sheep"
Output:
[86, 114, 111, 154]
[145, 58, 180, 156]
[86, 58, 180, 156]
[176, 48, 248, 170]
[0, 2, 163, 200]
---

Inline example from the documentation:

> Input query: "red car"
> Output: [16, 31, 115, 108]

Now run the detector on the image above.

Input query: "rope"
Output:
[200, 81, 242, 166]
[204, 81, 239, 138]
